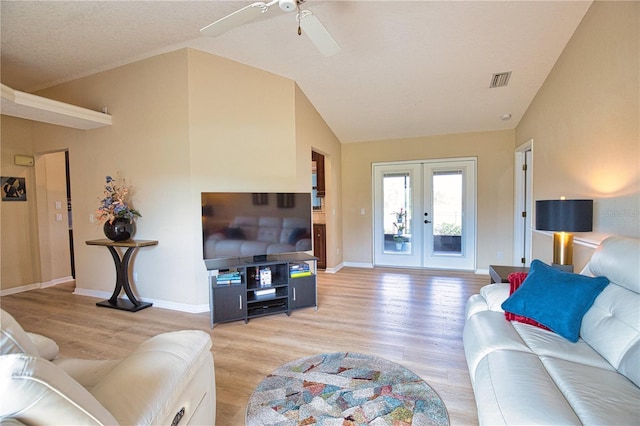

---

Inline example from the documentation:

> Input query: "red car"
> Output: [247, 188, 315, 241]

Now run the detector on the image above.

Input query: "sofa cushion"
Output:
[542, 356, 640, 424]
[463, 310, 532, 380]
[501, 260, 609, 342]
[579, 236, 640, 387]
[472, 350, 581, 425]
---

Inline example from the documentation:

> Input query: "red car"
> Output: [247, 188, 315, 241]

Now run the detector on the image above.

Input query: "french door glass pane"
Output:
[432, 170, 462, 255]
[383, 173, 412, 254]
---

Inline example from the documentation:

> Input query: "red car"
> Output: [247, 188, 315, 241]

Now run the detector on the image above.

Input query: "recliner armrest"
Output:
[0, 354, 119, 425]
[90, 330, 214, 425]
[26, 332, 59, 361]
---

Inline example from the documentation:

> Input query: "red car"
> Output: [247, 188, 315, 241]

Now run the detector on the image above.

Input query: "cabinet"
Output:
[290, 275, 316, 309]
[206, 253, 317, 327]
[212, 284, 245, 322]
[313, 223, 326, 269]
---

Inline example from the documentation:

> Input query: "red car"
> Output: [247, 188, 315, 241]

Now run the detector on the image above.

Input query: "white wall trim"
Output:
[323, 263, 344, 274]
[0, 277, 75, 296]
[72, 287, 210, 313]
[343, 261, 374, 269]
[0, 283, 40, 297]
[532, 229, 607, 250]
[475, 268, 489, 275]
[41, 276, 74, 288]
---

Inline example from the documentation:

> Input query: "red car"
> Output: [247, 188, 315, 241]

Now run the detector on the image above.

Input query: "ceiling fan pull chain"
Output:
[297, 3, 302, 35]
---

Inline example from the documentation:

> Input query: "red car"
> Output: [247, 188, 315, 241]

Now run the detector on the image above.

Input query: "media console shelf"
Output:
[205, 253, 318, 327]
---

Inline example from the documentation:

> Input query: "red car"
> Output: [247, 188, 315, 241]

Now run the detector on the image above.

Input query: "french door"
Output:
[373, 158, 476, 270]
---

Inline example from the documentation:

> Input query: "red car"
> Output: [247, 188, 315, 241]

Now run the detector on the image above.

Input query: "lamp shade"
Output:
[536, 199, 593, 232]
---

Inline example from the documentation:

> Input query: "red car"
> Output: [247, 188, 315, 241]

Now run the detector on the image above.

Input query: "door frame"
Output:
[514, 139, 533, 266]
[372, 157, 477, 270]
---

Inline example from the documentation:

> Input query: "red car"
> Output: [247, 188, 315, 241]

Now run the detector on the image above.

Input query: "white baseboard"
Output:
[72, 287, 210, 313]
[42, 276, 74, 288]
[475, 268, 489, 275]
[343, 261, 374, 269]
[0, 277, 74, 296]
[0, 283, 40, 296]
[323, 263, 344, 274]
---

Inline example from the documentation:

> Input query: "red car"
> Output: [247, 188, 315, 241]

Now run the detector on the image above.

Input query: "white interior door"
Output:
[373, 158, 476, 270]
[423, 159, 476, 270]
[373, 163, 423, 267]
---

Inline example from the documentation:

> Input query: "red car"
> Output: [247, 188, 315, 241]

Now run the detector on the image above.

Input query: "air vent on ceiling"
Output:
[490, 71, 512, 88]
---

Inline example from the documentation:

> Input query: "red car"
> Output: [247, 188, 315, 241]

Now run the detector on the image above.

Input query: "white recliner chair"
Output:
[0, 309, 216, 425]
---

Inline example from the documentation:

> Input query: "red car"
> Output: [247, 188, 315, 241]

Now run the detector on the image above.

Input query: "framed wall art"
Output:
[1, 177, 26, 201]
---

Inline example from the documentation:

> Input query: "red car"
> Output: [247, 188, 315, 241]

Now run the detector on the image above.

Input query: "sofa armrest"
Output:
[90, 330, 215, 426]
[479, 283, 510, 312]
[0, 354, 119, 425]
[26, 332, 59, 361]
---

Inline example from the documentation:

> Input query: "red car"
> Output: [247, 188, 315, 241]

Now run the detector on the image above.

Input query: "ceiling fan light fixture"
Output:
[279, 0, 296, 12]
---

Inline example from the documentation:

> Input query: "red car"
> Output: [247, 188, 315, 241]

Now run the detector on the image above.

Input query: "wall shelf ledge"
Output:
[1, 83, 112, 129]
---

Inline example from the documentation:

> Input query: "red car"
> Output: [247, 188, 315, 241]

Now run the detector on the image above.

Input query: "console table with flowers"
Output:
[86, 239, 158, 312]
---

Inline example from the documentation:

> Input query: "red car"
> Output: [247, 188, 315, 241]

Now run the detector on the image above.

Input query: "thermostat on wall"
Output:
[14, 155, 34, 166]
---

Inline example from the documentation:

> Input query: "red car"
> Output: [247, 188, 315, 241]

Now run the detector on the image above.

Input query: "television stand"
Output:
[205, 253, 318, 327]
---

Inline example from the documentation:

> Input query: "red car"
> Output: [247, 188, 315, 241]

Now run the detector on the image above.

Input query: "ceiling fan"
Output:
[200, 0, 340, 57]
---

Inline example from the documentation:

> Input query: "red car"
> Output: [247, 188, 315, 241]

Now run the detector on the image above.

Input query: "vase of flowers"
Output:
[96, 175, 141, 241]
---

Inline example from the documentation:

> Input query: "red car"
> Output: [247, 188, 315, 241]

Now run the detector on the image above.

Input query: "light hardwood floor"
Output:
[1, 267, 486, 425]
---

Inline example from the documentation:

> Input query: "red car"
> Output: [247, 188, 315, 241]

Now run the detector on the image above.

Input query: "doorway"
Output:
[514, 139, 533, 266]
[373, 158, 477, 270]
[35, 150, 74, 284]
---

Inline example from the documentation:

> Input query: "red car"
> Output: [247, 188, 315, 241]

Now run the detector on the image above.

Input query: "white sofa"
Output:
[0, 309, 216, 425]
[463, 236, 640, 425]
[204, 215, 312, 259]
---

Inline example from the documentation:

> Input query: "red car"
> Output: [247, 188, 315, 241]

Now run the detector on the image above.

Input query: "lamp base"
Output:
[553, 232, 574, 266]
[551, 263, 574, 273]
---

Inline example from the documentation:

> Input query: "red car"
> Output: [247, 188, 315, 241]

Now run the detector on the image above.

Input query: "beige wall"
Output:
[1, 48, 341, 308]
[516, 1, 639, 270]
[22, 49, 193, 305]
[341, 130, 515, 269]
[1, 117, 40, 289]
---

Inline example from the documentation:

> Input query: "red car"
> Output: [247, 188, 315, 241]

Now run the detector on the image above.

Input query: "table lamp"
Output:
[535, 199, 593, 272]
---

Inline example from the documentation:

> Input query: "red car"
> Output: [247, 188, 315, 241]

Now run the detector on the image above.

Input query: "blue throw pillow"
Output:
[501, 259, 609, 342]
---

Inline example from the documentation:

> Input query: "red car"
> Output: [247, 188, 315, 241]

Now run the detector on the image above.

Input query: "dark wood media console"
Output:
[205, 253, 318, 327]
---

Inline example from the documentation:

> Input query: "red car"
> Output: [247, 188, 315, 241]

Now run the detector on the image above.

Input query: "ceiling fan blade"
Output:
[299, 11, 340, 57]
[200, 2, 269, 37]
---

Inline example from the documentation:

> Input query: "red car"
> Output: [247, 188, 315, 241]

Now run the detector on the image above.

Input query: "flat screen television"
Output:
[202, 192, 312, 262]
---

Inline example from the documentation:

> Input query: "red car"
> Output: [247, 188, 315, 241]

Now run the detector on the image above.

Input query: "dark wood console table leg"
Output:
[87, 239, 157, 312]
[96, 246, 152, 312]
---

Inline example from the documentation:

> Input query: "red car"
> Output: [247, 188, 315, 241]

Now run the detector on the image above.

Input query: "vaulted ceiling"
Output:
[0, 1, 592, 143]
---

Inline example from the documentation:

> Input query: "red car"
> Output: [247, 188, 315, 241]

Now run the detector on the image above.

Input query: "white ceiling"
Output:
[0, 1, 591, 143]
